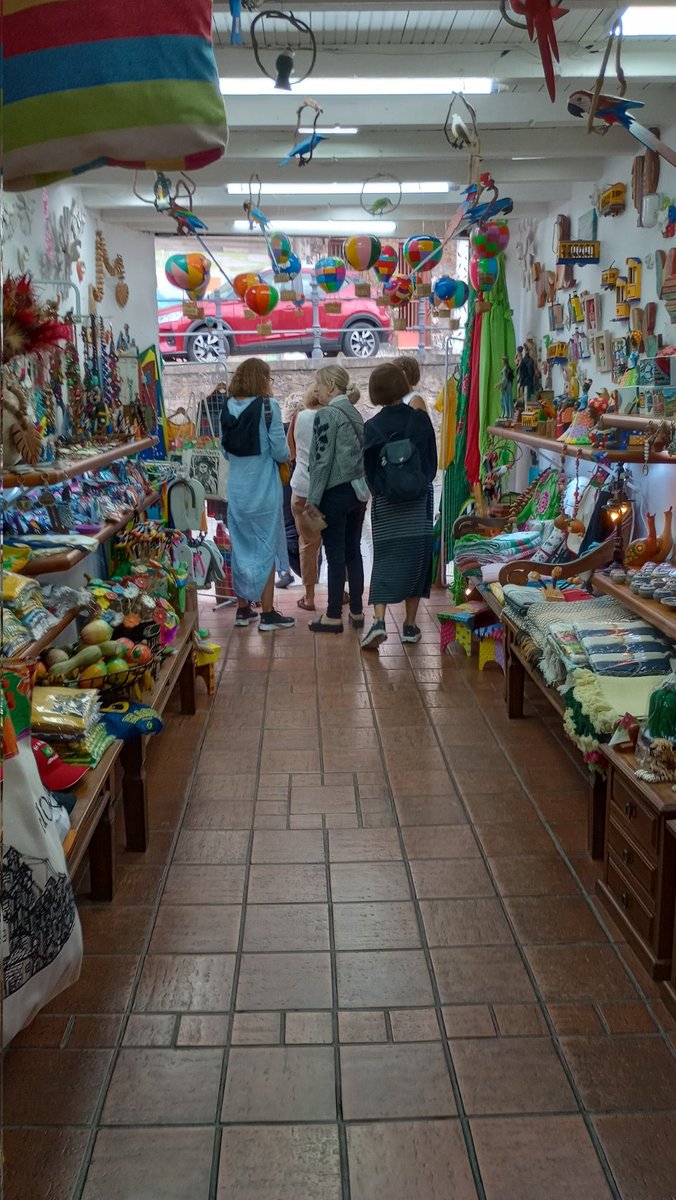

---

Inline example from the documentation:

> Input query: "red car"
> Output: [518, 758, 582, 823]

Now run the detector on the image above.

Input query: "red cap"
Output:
[31, 739, 89, 791]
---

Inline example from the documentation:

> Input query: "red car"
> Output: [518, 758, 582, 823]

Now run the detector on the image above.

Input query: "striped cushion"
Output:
[4, 0, 227, 190]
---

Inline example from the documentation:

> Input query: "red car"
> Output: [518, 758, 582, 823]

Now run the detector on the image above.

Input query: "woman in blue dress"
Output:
[221, 358, 295, 632]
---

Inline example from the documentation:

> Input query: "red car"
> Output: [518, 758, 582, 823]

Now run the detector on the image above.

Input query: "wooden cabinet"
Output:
[598, 747, 676, 979]
[661, 821, 676, 1019]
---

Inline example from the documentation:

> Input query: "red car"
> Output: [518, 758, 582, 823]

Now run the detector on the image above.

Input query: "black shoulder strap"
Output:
[263, 396, 272, 429]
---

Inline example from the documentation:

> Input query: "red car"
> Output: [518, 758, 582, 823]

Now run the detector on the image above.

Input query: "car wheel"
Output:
[188, 325, 230, 363]
[342, 323, 380, 358]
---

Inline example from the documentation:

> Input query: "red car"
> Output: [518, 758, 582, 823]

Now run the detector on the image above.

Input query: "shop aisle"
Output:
[5, 597, 676, 1200]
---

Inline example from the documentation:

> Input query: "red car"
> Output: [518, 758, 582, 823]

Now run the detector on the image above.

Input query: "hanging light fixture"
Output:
[250, 9, 317, 92]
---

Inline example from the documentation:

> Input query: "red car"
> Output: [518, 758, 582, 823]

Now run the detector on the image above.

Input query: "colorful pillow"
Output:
[4, 0, 227, 190]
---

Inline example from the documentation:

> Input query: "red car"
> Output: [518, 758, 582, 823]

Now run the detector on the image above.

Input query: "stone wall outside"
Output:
[162, 351, 455, 427]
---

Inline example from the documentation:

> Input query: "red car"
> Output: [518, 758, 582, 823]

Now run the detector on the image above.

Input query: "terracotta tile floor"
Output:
[5, 596, 676, 1200]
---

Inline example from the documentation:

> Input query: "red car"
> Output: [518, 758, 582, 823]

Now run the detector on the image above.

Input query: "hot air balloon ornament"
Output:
[383, 273, 414, 330]
[431, 276, 469, 329]
[469, 253, 500, 314]
[403, 235, 443, 296]
[245, 282, 279, 335]
[315, 256, 347, 314]
[270, 231, 293, 282]
[165, 253, 212, 318]
[275, 251, 302, 300]
[343, 235, 381, 297]
[234, 272, 263, 319]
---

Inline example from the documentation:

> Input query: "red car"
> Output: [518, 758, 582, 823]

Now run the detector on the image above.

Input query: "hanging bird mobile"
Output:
[279, 132, 327, 167]
[499, 0, 568, 103]
[568, 92, 676, 169]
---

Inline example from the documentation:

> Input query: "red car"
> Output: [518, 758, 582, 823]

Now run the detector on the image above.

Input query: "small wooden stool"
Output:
[477, 624, 505, 672]
[438, 601, 496, 658]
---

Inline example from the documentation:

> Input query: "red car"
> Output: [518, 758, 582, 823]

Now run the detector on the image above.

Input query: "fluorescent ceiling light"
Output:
[621, 6, 676, 34]
[220, 76, 493, 97]
[298, 125, 359, 135]
[226, 182, 450, 196]
[512, 156, 547, 161]
[232, 219, 397, 235]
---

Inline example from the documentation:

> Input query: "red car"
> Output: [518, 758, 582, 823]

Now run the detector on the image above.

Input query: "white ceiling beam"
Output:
[215, 43, 676, 80]
[212, 1, 664, 11]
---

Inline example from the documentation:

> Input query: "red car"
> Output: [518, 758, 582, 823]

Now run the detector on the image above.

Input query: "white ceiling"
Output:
[82, 1, 676, 235]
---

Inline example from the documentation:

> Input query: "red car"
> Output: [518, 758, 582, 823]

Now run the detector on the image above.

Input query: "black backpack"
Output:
[378, 415, 428, 504]
[221, 395, 265, 456]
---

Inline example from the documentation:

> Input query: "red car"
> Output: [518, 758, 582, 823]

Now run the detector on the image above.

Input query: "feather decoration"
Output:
[3, 273, 70, 363]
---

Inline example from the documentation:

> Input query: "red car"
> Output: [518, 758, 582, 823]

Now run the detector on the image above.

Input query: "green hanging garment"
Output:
[478, 252, 517, 466]
[442, 290, 476, 560]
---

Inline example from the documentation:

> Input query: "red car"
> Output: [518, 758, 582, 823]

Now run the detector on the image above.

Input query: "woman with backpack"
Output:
[303, 364, 367, 634]
[360, 362, 438, 650]
[220, 357, 295, 632]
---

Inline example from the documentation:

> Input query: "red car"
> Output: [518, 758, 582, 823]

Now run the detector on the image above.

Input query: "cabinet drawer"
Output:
[607, 853, 655, 944]
[608, 817, 657, 902]
[610, 773, 658, 855]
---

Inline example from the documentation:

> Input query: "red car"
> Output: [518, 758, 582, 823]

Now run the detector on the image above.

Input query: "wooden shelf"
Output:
[592, 573, 676, 641]
[602, 745, 676, 818]
[487, 424, 676, 465]
[19, 491, 161, 577]
[3, 437, 156, 489]
[19, 607, 81, 660]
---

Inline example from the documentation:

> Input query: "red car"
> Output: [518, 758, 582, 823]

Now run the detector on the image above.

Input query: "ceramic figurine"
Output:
[496, 357, 515, 420]
[625, 514, 659, 568]
[518, 343, 537, 403]
[566, 361, 580, 404]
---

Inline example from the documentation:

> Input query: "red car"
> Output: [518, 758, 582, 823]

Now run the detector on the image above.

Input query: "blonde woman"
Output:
[221, 357, 294, 632]
[305, 364, 366, 633]
[289, 383, 329, 611]
[398, 355, 428, 412]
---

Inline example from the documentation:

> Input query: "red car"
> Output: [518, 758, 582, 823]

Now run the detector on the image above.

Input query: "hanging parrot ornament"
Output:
[229, 0, 242, 45]
[568, 91, 676, 169]
[500, 0, 567, 103]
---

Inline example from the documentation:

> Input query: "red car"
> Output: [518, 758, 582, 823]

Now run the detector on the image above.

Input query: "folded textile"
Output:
[575, 622, 675, 677]
[562, 668, 664, 765]
[455, 530, 541, 571]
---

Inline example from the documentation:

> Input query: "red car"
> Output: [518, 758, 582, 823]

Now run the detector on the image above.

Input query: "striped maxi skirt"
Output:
[368, 483, 434, 605]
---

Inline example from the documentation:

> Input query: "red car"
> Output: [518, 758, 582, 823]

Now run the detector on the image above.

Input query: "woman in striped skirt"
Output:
[361, 363, 438, 649]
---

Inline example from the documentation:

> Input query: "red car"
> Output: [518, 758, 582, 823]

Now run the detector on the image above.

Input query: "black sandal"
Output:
[309, 617, 344, 634]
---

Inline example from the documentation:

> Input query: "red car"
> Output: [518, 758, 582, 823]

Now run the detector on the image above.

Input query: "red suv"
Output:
[158, 267, 392, 362]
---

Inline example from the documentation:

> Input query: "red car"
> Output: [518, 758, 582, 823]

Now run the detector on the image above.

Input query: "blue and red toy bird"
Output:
[505, 0, 567, 103]
[568, 91, 676, 168]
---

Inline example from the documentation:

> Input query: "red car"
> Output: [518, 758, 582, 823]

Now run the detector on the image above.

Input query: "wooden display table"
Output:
[61, 606, 197, 901]
[478, 587, 607, 859]
[598, 746, 676, 980]
[661, 820, 676, 1018]
[120, 604, 197, 858]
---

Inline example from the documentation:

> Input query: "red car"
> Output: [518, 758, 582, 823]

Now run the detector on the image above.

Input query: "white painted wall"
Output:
[3, 182, 159, 350]
[502, 133, 676, 525]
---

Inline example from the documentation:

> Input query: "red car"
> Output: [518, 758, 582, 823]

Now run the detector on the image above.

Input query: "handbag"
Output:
[2, 692, 83, 1046]
[301, 507, 327, 534]
[166, 406, 197, 448]
[262, 397, 293, 486]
